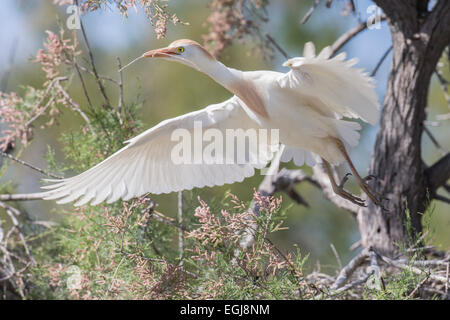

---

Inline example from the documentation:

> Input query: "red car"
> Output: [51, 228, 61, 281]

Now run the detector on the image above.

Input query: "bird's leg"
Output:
[332, 138, 385, 207]
[321, 158, 366, 207]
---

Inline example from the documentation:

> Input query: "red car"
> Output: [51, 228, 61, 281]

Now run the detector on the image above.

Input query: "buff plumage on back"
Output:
[280, 42, 380, 125]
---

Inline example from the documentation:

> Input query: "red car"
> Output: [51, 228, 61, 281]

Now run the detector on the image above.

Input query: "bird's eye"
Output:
[177, 47, 185, 53]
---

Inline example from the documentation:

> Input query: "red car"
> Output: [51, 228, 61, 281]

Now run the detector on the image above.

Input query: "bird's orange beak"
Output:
[143, 47, 179, 58]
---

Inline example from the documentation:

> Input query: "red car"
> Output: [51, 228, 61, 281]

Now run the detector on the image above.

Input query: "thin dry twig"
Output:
[446, 263, 449, 293]
[330, 270, 374, 296]
[0, 151, 63, 179]
[407, 274, 429, 299]
[73, 60, 94, 111]
[424, 126, 447, 156]
[75, 0, 111, 108]
[369, 248, 384, 290]
[25, 76, 68, 128]
[371, 45, 393, 77]
[177, 191, 184, 268]
[301, 0, 321, 25]
[434, 68, 450, 111]
[55, 81, 95, 134]
[116, 57, 124, 125]
[265, 34, 290, 59]
[74, 61, 120, 86]
[379, 254, 450, 284]
[330, 15, 386, 57]
[330, 243, 343, 270]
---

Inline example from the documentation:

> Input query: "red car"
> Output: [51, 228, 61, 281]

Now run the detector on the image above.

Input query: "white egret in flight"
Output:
[42, 39, 381, 207]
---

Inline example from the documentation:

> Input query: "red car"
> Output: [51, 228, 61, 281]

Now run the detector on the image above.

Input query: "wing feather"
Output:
[279, 42, 380, 125]
[42, 96, 274, 206]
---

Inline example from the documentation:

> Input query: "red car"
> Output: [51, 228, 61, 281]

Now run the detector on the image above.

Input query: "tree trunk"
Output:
[357, 0, 450, 255]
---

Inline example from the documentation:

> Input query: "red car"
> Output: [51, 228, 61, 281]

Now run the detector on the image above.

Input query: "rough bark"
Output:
[357, 0, 450, 255]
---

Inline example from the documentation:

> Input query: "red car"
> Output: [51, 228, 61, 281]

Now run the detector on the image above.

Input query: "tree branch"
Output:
[265, 33, 290, 59]
[370, 45, 392, 77]
[424, 126, 447, 156]
[301, 0, 321, 25]
[116, 57, 124, 125]
[0, 152, 63, 179]
[425, 152, 450, 194]
[0, 193, 45, 201]
[330, 248, 369, 290]
[75, 0, 111, 108]
[434, 194, 450, 205]
[55, 81, 95, 135]
[330, 16, 386, 57]
[177, 191, 184, 268]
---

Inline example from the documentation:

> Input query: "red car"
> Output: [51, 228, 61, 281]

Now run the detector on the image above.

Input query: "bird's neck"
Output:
[198, 59, 269, 118]
[198, 60, 243, 93]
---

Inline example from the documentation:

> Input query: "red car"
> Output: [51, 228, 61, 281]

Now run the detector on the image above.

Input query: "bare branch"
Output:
[75, 0, 111, 108]
[74, 61, 120, 86]
[116, 57, 124, 125]
[265, 34, 290, 59]
[370, 45, 392, 77]
[330, 243, 343, 270]
[329, 271, 373, 296]
[425, 152, 450, 193]
[177, 191, 184, 268]
[379, 254, 450, 284]
[73, 60, 94, 111]
[25, 95, 56, 128]
[0, 193, 45, 201]
[434, 68, 450, 122]
[148, 207, 189, 233]
[301, 0, 321, 25]
[434, 194, 450, 205]
[0, 152, 63, 179]
[25, 76, 68, 128]
[424, 126, 447, 156]
[55, 81, 95, 135]
[330, 16, 386, 57]
[330, 248, 369, 290]
[407, 274, 429, 299]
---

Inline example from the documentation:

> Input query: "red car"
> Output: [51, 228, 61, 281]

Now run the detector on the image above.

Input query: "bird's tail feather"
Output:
[331, 119, 361, 148]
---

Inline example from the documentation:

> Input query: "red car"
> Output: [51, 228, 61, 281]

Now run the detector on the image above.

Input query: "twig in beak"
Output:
[118, 55, 144, 72]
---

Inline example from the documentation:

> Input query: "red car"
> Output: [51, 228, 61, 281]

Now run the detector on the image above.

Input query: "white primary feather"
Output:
[42, 96, 275, 206]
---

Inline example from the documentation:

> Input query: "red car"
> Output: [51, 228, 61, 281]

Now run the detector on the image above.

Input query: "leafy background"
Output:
[0, 0, 449, 275]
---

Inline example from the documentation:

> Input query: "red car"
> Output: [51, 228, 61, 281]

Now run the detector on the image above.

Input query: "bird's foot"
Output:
[357, 175, 389, 211]
[332, 173, 367, 207]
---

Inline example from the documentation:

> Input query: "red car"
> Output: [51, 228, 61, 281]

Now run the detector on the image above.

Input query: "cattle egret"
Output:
[42, 39, 381, 207]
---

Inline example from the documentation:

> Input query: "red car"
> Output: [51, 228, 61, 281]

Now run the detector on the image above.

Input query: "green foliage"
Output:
[2, 0, 448, 301]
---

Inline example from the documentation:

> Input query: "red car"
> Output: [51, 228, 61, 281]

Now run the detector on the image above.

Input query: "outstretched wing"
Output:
[42, 96, 275, 206]
[278, 42, 380, 125]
